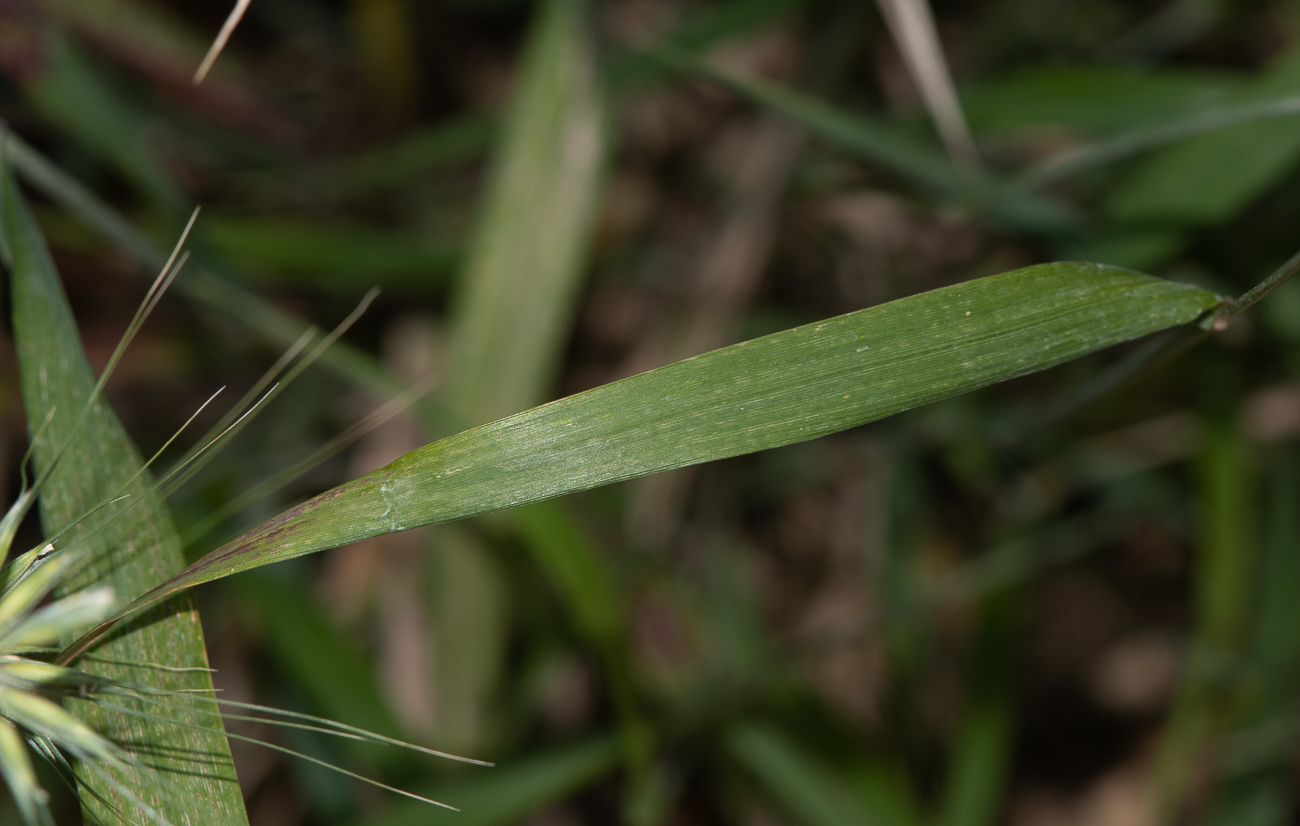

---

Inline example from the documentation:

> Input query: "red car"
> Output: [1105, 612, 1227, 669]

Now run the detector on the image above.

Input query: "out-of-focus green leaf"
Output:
[0, 718, 44, 826]
[425, 525, 508, 755]
[512, 503, 621, 648]
[25, 34, 186, 214]
[1, 132, 449, 432]
[656, 49, 1076, 232]
[1153, 414, 1255, 822]
[353, 735, 619, 826]
[91, 262, 1220, 630]
[656, 48, 957, 195]
[936, 590, 1017, 826]
[847, 761, 923, 826]
[202, 216, 460, 289]
[965, 65, 1240, 134]
[937, 678, 1014, 826]
[48, 0, 297, 143]
[727, 723, 872, 826]
[0, 154, 245, 823]
[1201, 448, 1300, 826]
[1110, 45, 1300, 225]
[1017, 94, 1300, 192]
[430, 0, 608, 759]
[326, 115, 495, 196]
[1250, 448, 1300, 693]
[447, 0, 605, 425]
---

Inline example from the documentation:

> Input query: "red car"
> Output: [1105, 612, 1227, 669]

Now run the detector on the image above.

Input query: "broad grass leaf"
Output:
[113, 262, 1218, 620]
[0, 158, 247, 823]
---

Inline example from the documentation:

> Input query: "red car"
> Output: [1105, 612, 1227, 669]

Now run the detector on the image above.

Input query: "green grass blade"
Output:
[652, 49, 1075, 232]
[0, 156, 246, 823]
[447, 0, 606, 425]
[727, 723, 872, 826]
[1017, 93, 1300, 189]
[936, 601, 1016, 826]
[101, 262, 1219, 624]
[513, 503, 621, 648]
[653, 47, 958, 194]
[430, 0, 609, 758]
[607, 0, 807, 91]
[1152, 413, 1257, 822]
[0, 131, 448, 434]
[963, 64, 1240, 135]
[25, 34, 186, 215]
[237, 114, 495, 199]
[1109, 44, 1300, 226]
[202, 215, 460, 291]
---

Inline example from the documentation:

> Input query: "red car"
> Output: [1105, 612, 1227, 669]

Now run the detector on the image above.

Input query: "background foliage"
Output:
[2, 0, 1300, 824]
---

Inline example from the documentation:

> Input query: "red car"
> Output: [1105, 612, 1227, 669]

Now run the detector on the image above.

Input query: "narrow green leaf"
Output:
[727, 723, 871, 826]
[653, 49, 1076, 232]
[202, 215, 460, 290]
[513, 503, 622, 648]
[0, 157, 246, 822]
[654, 47, 958, 194]
[607, 0, 808, 91]
[936, 697, 1013, 826]
[0, 718, 48, 826]
[0, 131, 449, 434]
[447, 0, 606, 425]
[1153, 412, 1255, 821]
[112, 262, 1218, 622]
[432, 0, 608, 758]
[316, 115, 495, 197]
[964, 65, 1240, 135]
[25, 33, 186, 215]
[1110, 44, 1300, 225]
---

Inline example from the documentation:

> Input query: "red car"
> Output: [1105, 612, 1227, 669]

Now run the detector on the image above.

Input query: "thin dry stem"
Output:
[193, 0, 253, 85]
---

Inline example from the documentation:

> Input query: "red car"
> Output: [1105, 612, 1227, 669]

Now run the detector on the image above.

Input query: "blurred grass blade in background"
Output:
[654, 49, 1075, 232]
[727, 723, 875, 826]
[24, 33, 186, 216]
[95, 262, 1219, 627]
[1152, 400, 1256, 824]
[0, 131, 446, 432]
[447, 0, 605, 426]
[1110, 44, 1300, 227]
[421, 0, 610, 761]
[0, 155, 246, 822]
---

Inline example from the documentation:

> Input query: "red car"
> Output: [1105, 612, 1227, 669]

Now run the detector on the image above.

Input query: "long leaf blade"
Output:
[0, 156, 247, 823]
[121, 262, 1218, 615]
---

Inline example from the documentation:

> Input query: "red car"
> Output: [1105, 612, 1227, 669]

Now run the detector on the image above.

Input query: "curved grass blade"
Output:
[0, 151, 247, 822]
[70, 261, 1219, 648]
[1015, 93, 1300, 189]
